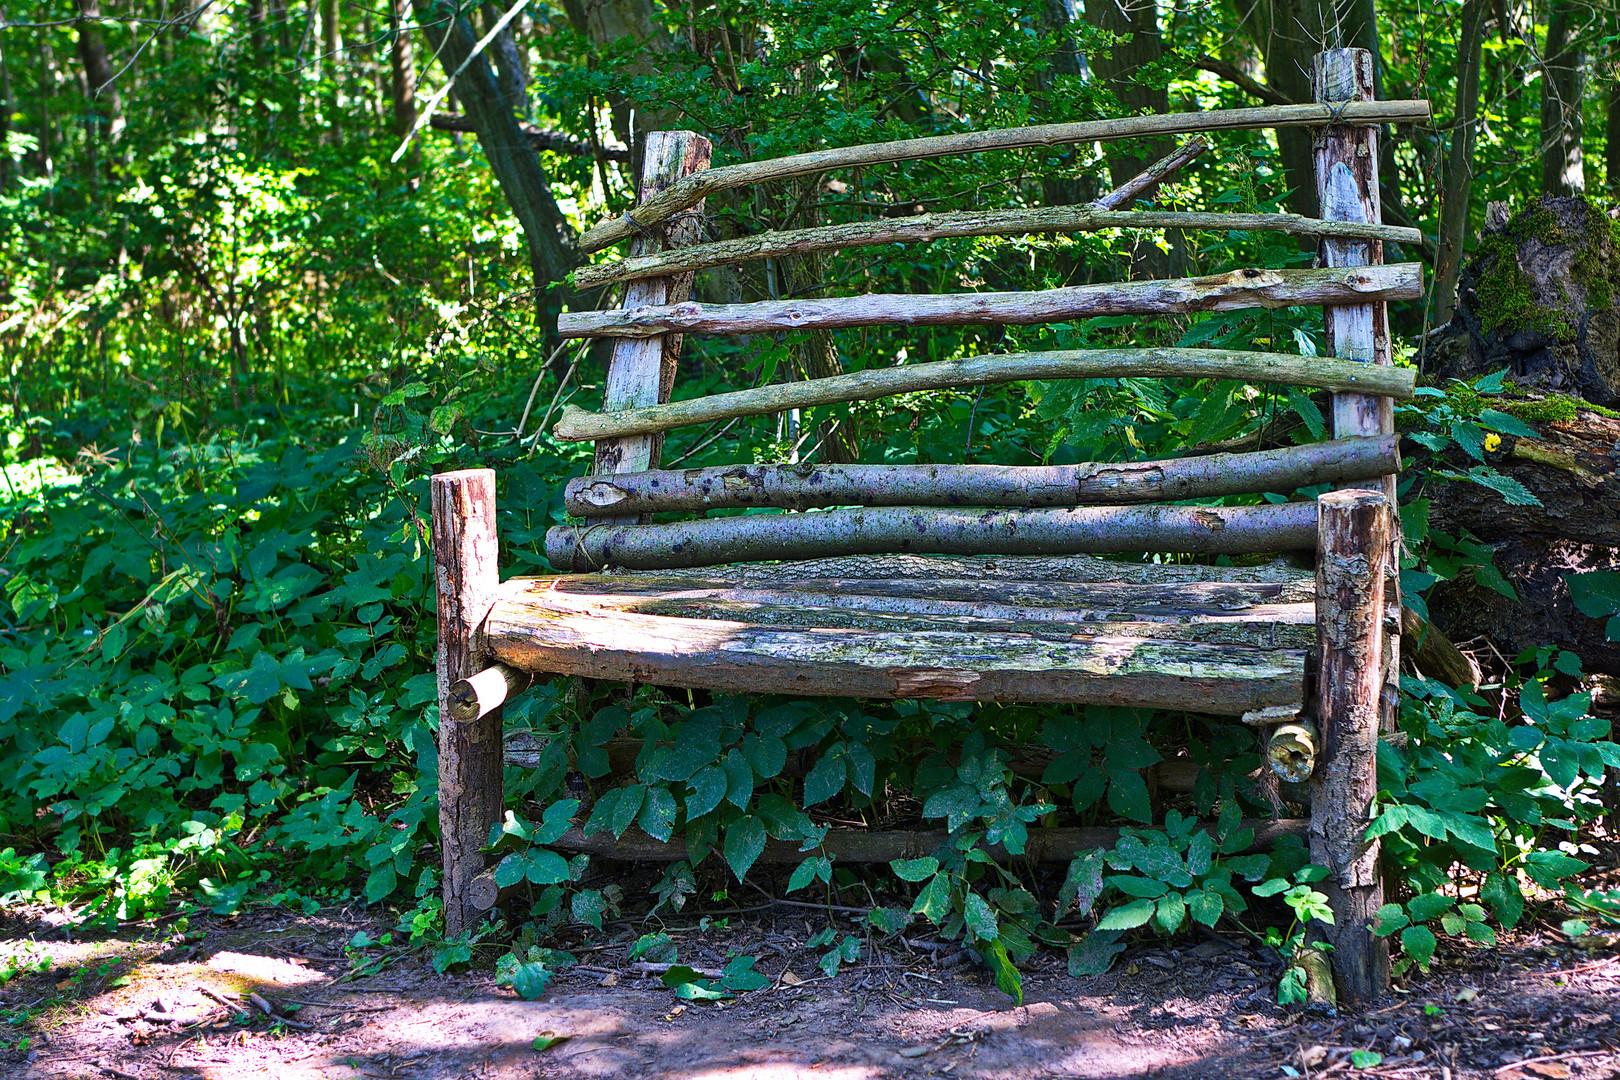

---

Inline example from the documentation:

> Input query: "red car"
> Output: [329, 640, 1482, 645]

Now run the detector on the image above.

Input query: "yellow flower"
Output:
[1483, 433, 1502, 453]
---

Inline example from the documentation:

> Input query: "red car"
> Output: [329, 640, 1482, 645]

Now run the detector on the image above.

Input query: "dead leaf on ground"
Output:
[780, 969, 804, 986]
[1520, 1063, 1573, 1079]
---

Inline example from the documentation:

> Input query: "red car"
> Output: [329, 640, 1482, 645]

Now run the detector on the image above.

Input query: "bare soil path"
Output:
[3, 904, 1616, 1080]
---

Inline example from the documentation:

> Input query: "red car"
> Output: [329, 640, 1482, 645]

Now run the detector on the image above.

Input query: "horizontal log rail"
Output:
[551, 349, 1416, 442]
[573, 208, 1426, 290]
[545, 500, 1319, 571]
[557, 263, 1424, 339]
[579, 100, 1433, 252]
[469, 816, 1311, 910]
[564, 435, 1400, 514]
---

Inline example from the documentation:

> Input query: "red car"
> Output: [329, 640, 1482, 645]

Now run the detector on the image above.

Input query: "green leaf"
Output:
[1406, 891, 1455, 923]
[786, 856, 826, 894]
[985, 939, 1023, 1005]
[1568, 571, 1620, 620]
[685, 766, 727, 820]
[912, 873, 952, 922]
[1187, 889, 1224, 927]
[741, 732, 788, 778]
[1097, 898, 1155, 930]
[962, 891, 998, 941]
[1477, 409, 1542, 438]
[1067, 929, 1126, 976]
[510, 962, 552, 1001]
[532, 1034, 571, 1052]
[637, 786, 677, 843]
[922, 782, 981, 830]
[1400, 924, 1438, 969]
[891, 856, 940, 882]
[866, 907, 911, 934]
[802, 747, 847, 807]
[722, 749, 755, 809]
[1252, 877, 1290, 897]
[720, 955, 771, 992]
[846, 741, 877, 796]
[1481, 872, 1524, 928]
[1106, 769, 1153, 824]
[363, 865, 396, 903]
[611, 785, 646, 838]
[1154, 892, 1186, 934]
[1350, 1050, 1383, 1068]
[673, 980, 730, 1001]
[722, 816, 768, 882]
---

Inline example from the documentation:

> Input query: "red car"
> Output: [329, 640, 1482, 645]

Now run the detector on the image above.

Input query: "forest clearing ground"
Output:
[2, 903, 1617, 1080]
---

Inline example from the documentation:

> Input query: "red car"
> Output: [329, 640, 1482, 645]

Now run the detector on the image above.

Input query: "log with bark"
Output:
[552, 351, 1415, 441]
[558, 264, 1424, 339]
[564, 436, 1400, 514]
[578, 101, 1432, 252]
[545, 501, 1320, 571]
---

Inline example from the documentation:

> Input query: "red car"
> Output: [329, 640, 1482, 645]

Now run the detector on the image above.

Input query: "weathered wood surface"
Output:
[590, 131, 713, 512]
[485, 573, 1310, 713]
[571, 207, 1423, 291]
[546, 500, 1319, 572]
[1089, 136, 1210, 209]
[558, 264, 1424, 339]
[578, 100, 1432, 252]
[1267, 721, 1318, 783]
[564, 436, 1400, 514]
[497, 572, 1318, 647]
[430, 469, 503, 936]
[447, 663, 530, 723]
[1312, 488, 1392, 1001]
[552, 350, 1416, 442]
[632, 551, 1314, 586]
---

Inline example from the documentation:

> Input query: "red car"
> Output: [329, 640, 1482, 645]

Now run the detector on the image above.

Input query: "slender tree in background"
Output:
[0, 26, 13, 192]
[1435, 0, 1487, 324]
[1606, 4, 1619, 193]
[73, 0, 122, 196]
[1538, 0, 1585, 195]
[388, 0, 419, 169]
[409, 0, 581, 312]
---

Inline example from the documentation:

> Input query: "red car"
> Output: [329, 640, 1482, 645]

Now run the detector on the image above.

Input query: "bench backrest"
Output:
[545, 48, 1425, 574]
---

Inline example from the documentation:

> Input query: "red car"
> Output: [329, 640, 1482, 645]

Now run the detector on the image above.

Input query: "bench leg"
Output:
[431, 468, 504, 936]
[1312, 490, 1392, 1000]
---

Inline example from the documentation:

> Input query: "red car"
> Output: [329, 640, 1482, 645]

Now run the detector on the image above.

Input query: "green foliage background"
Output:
[2, 0, 1618, 985]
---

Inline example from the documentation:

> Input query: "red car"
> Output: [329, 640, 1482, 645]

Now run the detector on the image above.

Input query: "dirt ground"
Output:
[3, 899, 1617, 1080]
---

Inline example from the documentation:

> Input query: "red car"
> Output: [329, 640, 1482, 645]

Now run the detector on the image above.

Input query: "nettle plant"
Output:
[1370, 655, 1620, 975]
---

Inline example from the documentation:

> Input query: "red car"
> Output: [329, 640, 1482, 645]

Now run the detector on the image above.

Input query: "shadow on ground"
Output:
[2, 904, 1616, 1079]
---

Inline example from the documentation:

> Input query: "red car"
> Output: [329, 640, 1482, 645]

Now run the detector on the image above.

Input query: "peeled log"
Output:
[564, 437, 1400, 514]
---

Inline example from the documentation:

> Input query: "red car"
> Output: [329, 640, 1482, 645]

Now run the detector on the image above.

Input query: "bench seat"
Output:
[482, 554, 1313, 715]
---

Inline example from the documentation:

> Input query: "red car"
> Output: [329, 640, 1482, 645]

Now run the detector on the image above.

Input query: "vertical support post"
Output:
[1313, 48, 1399, 1000]
[1312, 490, 1392, 1001]
[586, 131, 713, 538]
[431, 468, 502, 936]
[1314, 46, 1403, 730]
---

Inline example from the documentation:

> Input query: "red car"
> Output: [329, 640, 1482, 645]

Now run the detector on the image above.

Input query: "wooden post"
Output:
[431, 468, 503, 937]
[1313, 48, 1399, 999]
[1312, 490, 1392, 1000]
[589, 130, 713, 520]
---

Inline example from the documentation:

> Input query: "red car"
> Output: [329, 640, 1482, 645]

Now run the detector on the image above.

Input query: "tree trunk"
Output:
[1424, 196, 1620, 407]
[388, 0, 419, 168]
[1238, 0, 1329, 217]
[73, 0, 123, 199]
[563, 0, 680, 176]
[0, 33, 13, 191]
[1434, 0, 1487, 325]
[322, 0, 344, 143]
[1081, 0, 1184, 276]
[411, 0, 582, 314]
[1539, 0, 1585, 196]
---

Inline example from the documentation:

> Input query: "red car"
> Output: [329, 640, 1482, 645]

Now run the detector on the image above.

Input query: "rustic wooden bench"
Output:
[430, 47, 1428, 1001]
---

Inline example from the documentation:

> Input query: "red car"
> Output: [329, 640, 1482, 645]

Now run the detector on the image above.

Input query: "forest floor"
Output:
[2, 899, 1617, 1080]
